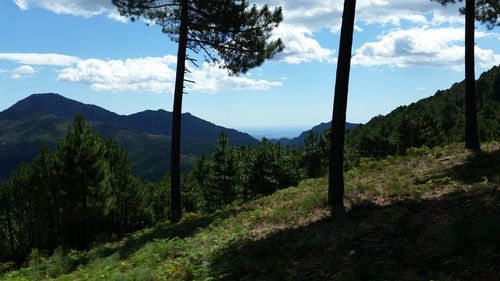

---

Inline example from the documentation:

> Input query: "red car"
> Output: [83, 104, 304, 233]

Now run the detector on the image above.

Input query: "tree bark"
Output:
[329, 0, 357, 214]
[465, 0, 480, 150]
[170, 0, 189, 223]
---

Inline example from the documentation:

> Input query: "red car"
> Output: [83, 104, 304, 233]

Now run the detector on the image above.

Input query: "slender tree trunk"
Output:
[46, 197, 55, 250]
[329, 0, 357, 214]
[170, 0, 189, 223]
[26, 200, 34, 248]
[465, 0, 480, 150]
[5, 207, 16, 258]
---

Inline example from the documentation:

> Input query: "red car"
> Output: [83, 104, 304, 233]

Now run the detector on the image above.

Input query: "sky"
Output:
[1, 0, 500, 137]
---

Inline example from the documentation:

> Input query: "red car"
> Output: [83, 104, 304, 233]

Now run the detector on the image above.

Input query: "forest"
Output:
[1, 63, 500, 266]
[1, 0, 500, 280]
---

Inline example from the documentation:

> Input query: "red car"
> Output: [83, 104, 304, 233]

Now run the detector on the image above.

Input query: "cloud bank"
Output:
[0, 53, 81, 66]
[11, 0, 500, 70]
[352, 27, 500, 70]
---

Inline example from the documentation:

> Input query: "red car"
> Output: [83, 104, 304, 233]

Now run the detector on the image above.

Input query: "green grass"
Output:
[2, 142, 499, 281]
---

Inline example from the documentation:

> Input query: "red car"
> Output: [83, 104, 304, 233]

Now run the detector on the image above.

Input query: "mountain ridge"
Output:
[4, 93, 258, 144]
[0, 93, 258, 180]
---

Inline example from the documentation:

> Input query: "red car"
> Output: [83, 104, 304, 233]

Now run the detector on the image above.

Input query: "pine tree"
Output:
[329, 0, 357, 214]
[112, 0, 284, 222]
[104, 139, 138, 234]
[302, 132, 325, 178]
[432, 0, 481, 150]
[193, 154, 213, 210]
[211, 133, 239, 207]
[0, 181, 16, 260]
[55, 115, 112, 249]
[476, 0, 500, 28]
[30, 146, 59, 250]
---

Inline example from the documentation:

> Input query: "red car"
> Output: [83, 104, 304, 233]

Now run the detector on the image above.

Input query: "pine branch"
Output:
[143, 0, 180, 9]
[186, 56, 199, 68]
[188, 32, 217, 62]
[187, 37, 250, 54]
[188, 22, 273, 35]
[187, 45, 199, 54]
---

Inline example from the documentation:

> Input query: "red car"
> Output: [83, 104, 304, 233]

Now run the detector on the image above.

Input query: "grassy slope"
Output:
[2, 142, 499, 281]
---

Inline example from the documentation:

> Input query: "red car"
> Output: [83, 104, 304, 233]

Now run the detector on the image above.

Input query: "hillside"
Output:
[345, 66, 500, 161]
[2, 142, 499, 280]
[0, 93, 258, 180]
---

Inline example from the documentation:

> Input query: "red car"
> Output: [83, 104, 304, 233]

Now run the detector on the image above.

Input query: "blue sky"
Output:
[1, 0, 500, 137]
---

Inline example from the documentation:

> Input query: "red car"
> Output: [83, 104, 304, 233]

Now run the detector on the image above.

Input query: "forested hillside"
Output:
[0, 116, 311, 264]
[344, 65, 500, 164]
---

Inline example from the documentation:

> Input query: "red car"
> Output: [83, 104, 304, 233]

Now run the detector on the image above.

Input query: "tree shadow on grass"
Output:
[209, 188, 500, 281]
[445, 149, 500, 184]
[101, 208, 239, 260]
[62, 207, 240, 273]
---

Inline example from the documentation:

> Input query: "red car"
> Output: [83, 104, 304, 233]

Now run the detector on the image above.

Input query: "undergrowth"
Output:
[2, 142, 499, 281]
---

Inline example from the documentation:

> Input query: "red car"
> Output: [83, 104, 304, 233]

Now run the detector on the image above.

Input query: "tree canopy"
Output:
[433, 0, 500, 28]
[111, 0, 284, 222]
[112, 0, 284, 73]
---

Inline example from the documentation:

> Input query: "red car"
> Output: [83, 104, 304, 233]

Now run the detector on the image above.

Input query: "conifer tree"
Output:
[112, 0, 284, 222]
[104, 139, 138, 234]
[55, 115, 112, 249]
[476, 0, 500, 28]
[329, 0, 357, 214]
[302, 132, 325, 178]
[432, 0, 481, 150]
[211, 132, 239, 207]
[0, 182, 16, 260]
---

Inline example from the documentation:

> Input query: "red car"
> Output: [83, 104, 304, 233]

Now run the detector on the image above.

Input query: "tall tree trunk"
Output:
[170, 0, 189, 223]
[465, 0, 480, 150]
[5, 207, 16, 258]
[329, 0, 357, 214]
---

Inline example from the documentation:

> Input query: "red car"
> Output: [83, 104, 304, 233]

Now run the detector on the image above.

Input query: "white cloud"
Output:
[57, 55, 282, 93]
[14, 0, 28, 10]
[12, 0, 114, 17]
[13, 0, 466, 29]
[189, 62, 283, 93]
[107, 11, 129, 23]
[272, 25, 336, 64]
[1, 65, 36, 80]
[58, 56, 178, 93]
[257, 0, 461, 31]
[13, 0, 497, 70]
[0, 53, 81, 66]
[13, 65, 35, 75]
[352, 27, 500, 70]
[12, 65, 35, 79]
[253, 0, 468, 65]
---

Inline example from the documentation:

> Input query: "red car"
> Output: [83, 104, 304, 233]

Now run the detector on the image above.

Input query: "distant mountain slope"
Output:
[5, 93, 120, 122]
[0, 93, 258, 180]
[5, 93, 258, 146]
[277, 121, 359, 146]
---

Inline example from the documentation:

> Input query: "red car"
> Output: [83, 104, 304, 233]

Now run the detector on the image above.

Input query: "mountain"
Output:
[276, 121, 359, 146]
[0, 93, 258, 180]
